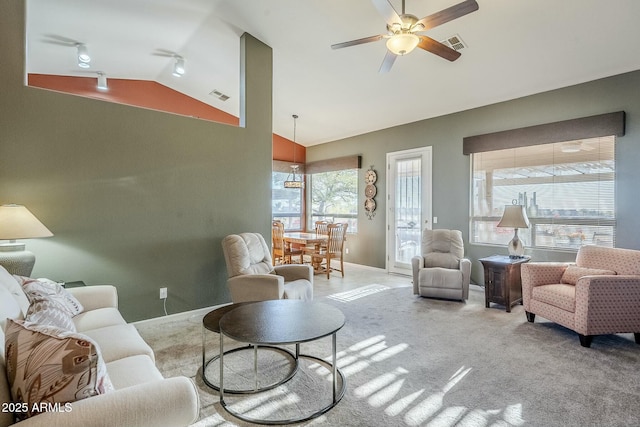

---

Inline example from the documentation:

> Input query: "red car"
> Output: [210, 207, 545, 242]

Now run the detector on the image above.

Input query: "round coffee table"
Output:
[218, 300, 346, 425]
[201, 302, 297, 394]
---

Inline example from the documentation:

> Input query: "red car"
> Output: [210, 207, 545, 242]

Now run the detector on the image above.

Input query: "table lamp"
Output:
[497, 203, 530, 258]
[0, 204, 53, 276]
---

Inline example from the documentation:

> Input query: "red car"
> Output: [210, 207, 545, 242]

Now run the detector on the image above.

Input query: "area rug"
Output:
[136, 284, 640, 426]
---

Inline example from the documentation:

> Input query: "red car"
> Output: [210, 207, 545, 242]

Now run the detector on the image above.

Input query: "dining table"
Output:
[283, 232, 327, 273]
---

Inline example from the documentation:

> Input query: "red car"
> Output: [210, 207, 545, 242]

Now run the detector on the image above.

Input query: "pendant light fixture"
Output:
[284, 114, 304, 189]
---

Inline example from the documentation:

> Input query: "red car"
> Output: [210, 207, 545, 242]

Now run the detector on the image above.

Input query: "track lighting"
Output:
[172, 56, 185, 77]
[96, 72, 108, 91]
[76, 43, 91, 67]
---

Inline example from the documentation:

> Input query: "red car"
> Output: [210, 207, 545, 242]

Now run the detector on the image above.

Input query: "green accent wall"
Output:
[0, 0, 273, 321]
[308, 70, 640, 283]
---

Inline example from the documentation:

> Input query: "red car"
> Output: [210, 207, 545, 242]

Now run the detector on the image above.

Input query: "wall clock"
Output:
[364, 166, 377, 220]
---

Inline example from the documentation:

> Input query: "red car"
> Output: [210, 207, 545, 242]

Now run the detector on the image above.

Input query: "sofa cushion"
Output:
[73, 307, 127, 332]
[532, 284, 576, 312]
[4, 319, 114, 420]
[0, 284, 23, 332]
[560, 266, 616, 286]
[0, 266, 29, 316]
[106, 355, 164, 390]
[82, 324, 155, 363]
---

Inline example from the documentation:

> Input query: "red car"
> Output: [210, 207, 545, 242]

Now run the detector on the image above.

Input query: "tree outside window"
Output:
[309, 169, 358, 232]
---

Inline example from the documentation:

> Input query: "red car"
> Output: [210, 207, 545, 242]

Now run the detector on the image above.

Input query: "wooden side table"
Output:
[479, 255, 530, 312]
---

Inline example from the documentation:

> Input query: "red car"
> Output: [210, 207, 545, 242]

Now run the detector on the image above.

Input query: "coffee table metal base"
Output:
[219, 334, 346, 425]
[202, 344, 298, 394]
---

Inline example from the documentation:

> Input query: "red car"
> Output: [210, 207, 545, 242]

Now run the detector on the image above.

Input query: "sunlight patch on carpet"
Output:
[327, 284, 391, 302]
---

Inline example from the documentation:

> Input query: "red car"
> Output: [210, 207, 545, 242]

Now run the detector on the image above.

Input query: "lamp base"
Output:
[507, 229, 525, 257]
[0, 242, 36, 277]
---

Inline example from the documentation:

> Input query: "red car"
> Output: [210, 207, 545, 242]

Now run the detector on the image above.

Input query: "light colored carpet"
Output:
[136, 284, 640, 426]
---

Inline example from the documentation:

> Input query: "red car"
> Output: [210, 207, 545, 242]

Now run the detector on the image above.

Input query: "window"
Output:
[309, 169, 358, 232]
[272, 170, 303, 230]
[471, 136, 615, 250]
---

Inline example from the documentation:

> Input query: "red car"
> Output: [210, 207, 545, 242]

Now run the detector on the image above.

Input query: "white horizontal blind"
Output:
[471, 136, 615, 250]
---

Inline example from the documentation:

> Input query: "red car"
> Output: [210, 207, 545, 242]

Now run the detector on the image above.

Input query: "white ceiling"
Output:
[26, 0, 640, 146]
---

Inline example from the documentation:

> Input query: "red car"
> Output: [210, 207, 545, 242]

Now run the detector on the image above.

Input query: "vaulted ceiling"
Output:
[26, 0, 640, 146]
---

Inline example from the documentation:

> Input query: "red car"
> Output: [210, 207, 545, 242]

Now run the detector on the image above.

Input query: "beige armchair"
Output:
[521, 245, 640, 347]
[411, 229, 471, 301]
[222, 233, 313, 302]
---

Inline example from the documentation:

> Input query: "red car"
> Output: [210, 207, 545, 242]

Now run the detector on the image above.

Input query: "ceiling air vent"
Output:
[439, 34, 466, 51]
[209, 89, 230, 101]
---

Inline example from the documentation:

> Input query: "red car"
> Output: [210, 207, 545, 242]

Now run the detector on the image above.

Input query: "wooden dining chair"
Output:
[302, 220, 331, 261]
[311, 223, 348, 278]
[272, 220, 303, 265]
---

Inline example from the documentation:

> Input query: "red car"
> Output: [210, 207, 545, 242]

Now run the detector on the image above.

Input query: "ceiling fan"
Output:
[331, 0, 479, 73]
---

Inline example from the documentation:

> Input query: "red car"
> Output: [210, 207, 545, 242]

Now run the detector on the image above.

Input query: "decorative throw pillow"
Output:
[4, 319, 114, 420]
[16, 277, 84, 316]
[25, 295, 77, 331]
[560, 265, 616, 285]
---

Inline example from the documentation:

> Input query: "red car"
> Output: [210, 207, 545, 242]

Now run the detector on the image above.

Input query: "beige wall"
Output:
[0, 0, 273, 321]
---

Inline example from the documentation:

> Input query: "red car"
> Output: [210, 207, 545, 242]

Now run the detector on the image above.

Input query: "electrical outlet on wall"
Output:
[345, 248, 349, 254]
[159, 287, 168, 299]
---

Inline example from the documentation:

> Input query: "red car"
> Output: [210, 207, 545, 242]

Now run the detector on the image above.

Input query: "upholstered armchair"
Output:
[222, 232, 313, 302]
[411, 229, 471, 301]
[521, 245, 640, 347]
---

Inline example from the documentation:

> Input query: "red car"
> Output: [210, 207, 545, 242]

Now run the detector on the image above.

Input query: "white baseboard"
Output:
[133, 303, 228, 327]
[134, 263, 392, 327]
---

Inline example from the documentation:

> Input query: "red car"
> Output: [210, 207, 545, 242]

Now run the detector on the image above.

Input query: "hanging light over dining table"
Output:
[284, 114, 304, 189]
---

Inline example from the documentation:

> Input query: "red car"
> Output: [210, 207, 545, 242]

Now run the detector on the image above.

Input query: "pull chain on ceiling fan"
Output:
[331, 0, 479, 73]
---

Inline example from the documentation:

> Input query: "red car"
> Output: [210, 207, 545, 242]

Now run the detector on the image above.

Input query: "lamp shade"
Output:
[0, 204, 53, 240]
[497, 205, 530, 229]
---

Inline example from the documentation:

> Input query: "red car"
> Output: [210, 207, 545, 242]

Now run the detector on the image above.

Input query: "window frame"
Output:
[470, 137, 616, 251]
[464, 112, 624, 252]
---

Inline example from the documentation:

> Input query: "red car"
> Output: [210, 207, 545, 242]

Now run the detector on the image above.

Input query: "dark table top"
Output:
[219, 300, 345, 345]
[203, 302, 257, 333]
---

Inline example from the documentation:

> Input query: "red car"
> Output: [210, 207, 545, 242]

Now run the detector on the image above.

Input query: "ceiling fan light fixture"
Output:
[386, 33, 419, 56]
[172, 57, 185, 77]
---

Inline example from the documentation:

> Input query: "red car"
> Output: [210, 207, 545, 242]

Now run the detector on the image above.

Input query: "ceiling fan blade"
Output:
[415, 0, 479, 32]
[371, 0, 402, 26]
[331, 35, 384, 50]
[417, 36, 461, 61]
[379, 50, 397, 73]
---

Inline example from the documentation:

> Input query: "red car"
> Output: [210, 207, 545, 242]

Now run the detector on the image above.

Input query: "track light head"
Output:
[76, 43, 91, 64]
[96, 72, 108, 91]
[172, 57, 185, 77]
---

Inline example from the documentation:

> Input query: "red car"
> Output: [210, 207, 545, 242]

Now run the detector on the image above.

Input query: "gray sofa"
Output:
[1, 266, 199, 427]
